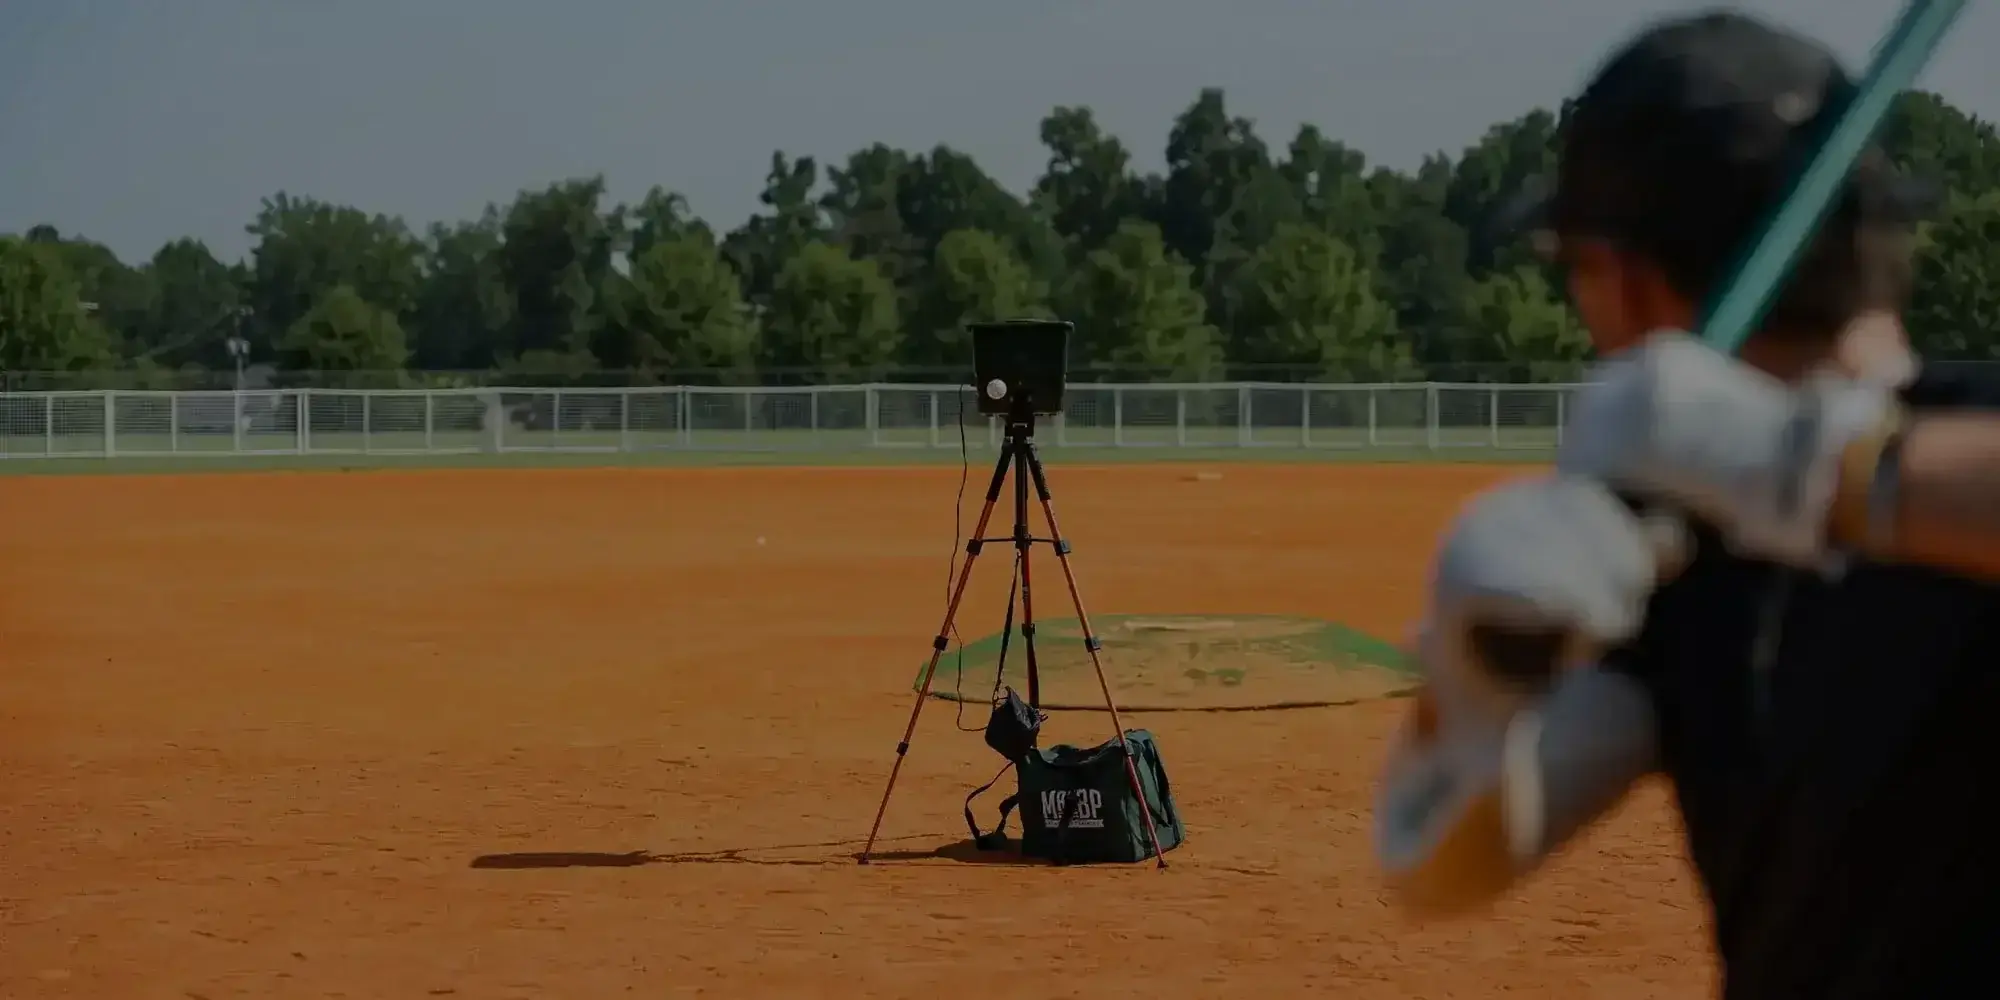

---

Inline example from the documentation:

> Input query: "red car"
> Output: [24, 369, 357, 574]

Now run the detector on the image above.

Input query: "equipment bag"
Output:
[1013, 729, 1186, 864]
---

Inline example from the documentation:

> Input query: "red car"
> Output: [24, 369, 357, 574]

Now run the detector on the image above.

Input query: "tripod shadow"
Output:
[470, 850, 654, 869]
[469, 833, 955, 870]
[860, 838, 1050, 867]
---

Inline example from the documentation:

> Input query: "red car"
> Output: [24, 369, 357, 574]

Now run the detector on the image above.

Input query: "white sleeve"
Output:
[1373, 665, 1660, 917]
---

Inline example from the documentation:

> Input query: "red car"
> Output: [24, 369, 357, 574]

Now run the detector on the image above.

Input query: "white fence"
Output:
[0, 382, 1583, 460]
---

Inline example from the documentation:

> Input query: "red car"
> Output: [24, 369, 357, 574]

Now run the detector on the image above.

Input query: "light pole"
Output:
[226, 336, 250, 392]
[225, 334, 251, 448]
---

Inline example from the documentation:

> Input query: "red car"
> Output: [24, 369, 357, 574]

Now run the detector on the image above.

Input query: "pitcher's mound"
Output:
[916, 614, 1415, 711]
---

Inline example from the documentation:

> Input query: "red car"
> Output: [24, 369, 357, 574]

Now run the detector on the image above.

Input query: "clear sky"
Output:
[3, 0, 1995, 262]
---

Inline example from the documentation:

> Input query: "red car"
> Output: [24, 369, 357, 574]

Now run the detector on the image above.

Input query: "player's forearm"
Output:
[1831, 413, 2000, 579]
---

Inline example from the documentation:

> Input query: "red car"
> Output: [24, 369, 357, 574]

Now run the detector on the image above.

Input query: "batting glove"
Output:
[1557, 331, 1901, 567]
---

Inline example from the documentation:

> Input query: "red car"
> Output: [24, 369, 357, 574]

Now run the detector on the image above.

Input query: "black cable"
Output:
[946, 383, 984, 732]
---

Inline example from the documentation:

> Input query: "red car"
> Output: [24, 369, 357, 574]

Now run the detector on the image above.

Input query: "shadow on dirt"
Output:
[856, 838, 1051, 867]
[470, 851, 654, 869]
[469, 833, 968, 870]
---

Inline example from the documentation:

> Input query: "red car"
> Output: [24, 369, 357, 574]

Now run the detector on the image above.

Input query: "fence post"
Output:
[1237, 385, 1253, 447]
[1425, 384, 1440, 451]
[617, 388, 630, 452]
[1113, 386, 1125, 447]
[103, 391, 116, 457]
[1297, 386, 1309, 447]
[1489, 384, 1501, 447]
[865, 386, 879, 447]
[487, 391, 504, 453]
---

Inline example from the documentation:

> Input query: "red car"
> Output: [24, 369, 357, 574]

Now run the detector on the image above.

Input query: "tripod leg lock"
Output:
[967, 539, 985, 556]
[1055, 540, 1072, 555]
[1084, 636, 1103, 652]
[932, 635, 949, 652]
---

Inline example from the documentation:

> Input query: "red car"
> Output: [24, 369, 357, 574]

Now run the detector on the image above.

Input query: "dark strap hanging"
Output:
[963, 761, 1020, 850]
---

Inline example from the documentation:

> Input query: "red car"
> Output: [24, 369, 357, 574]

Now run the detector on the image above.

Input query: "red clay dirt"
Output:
[2, 462, 1712, 999]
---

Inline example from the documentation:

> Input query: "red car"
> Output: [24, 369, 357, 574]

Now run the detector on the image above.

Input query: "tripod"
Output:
[858, 405, 1168, 868]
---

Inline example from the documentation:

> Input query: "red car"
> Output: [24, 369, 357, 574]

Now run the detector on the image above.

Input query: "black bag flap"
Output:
[984, 686, 1044, 761]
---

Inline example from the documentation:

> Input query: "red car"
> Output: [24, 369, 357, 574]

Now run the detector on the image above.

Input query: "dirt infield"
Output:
[1, 463, 1711, 998]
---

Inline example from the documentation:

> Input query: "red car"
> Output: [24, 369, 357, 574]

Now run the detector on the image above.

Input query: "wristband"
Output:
[1865, 421, 1908, 553]
[1829, 406, 1907, 553]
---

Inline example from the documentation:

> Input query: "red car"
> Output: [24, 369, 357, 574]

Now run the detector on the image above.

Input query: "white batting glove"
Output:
[1429, 474, 1680, 662]
[1370, 474, 1674, 916]
[1557, 331, 1898, 567]
[1373, 656, 1660, 917]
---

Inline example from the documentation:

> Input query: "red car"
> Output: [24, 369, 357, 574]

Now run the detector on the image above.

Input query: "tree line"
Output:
[4, 88, 2000, 391]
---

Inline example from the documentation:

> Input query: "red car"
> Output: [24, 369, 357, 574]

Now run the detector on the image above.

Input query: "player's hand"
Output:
[1374, 645, 1661, 917]
[1426, 474, 1681, 693]
[1371, 475, 1676, 917]
[1557, 331, 1899, 567]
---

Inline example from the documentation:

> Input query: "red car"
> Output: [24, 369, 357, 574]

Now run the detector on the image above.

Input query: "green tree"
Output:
[1908, 191, 2000, 359]
[1371, 157, 1477, 372]
[244, 193, 422, 365]
[1455, 265, 1591, 381]
[723, 152, 826, 310]
[131, 238, 243, 369]
[30, 86, 2000, 384]
[1445, 110, 1561, 276]
[1228, 224, 1410, 380]
[819, 143, 920, 286]
[761, 241, 900, 379]
[6, 227, 155, 358]
[1058, 221, 1220, 379]
[905, 229, 1047, 367]
[279, 285, 408, 372]
[602, 236, 756, 377]
[411, 211, 513, 371]
[1281, 126, 1383, 260]
[1034, 107, 1150, 255]
[898, 146, 1061, 280]
[0, 236, 116, 372]
[1881, 91, 2000, 197]
[1155, 90, 1252, 264]
[625, 187, 715, 260]
[495, 177, 623, 368]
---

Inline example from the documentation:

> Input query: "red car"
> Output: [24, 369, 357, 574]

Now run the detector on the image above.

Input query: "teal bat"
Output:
[1700, 0, 1970, 355]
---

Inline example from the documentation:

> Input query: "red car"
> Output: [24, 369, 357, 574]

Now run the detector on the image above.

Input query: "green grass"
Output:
[0, 426, 1562, 476]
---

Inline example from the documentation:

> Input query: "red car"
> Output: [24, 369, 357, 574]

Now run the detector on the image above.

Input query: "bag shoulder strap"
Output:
[964, 761, 1018, 850]
[1134, 736, 1179, 830]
